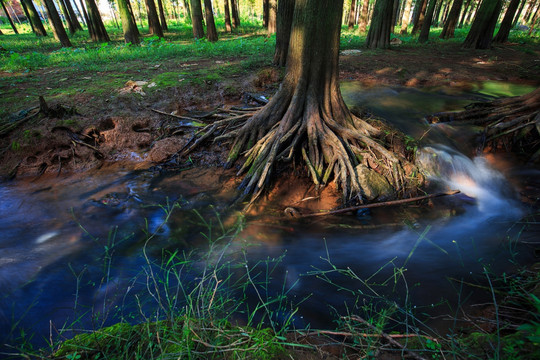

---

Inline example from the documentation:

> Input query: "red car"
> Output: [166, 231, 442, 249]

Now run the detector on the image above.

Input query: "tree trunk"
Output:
[348, 0, 357, 28]
[64, 0, 83, 31]
[418, 0, 438, 42]
[392, 0, 400, 28]
[203, 0, 218, 41]
[190, 0, 204, 38]
[22, 0, 47, 36]
[0, 0, 18, 34]
[224, 0, 232, 32]
[230, 0, 240, 27]
[268, 0, 276, 34]
[273, 0, 294, 66]
[463, 0, 502, 49]
[0, 28, 3, 35]
[78, 0, 92, 30]
[263, 0, 269, 27]
[528, 5, 540, 33]
[440, 0, 463, 38]
[366, 0, 394, 48]
[513, 0, 527, 26]
[524, 0, 538, 23]
[58, 0, 76, 34]
[43, 0, 72, 46]
[20, 0, 36, 33]
[432, 0, 443, 26]
[157, 0, 168, 30]
[493, 0, 520, 42]
[118, 0, 140, 44]
[411, 0, 428, 33]
[85, 0, 110, 42]
[214, 0, 416, 204]
[145, 0, 164, 37]
[463, 0, 479, 26]
[183, 0, 192, 20]
[458, 0, 473, 27]
[358, 0, 370, 31]
[400, 0, 414, 33]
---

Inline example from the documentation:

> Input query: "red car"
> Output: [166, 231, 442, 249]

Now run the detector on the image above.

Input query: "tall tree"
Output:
[22, 0, 47, 36]
[190, 0, 204, 38]
[493, 0, 520, 42]
[86, 0, 111, 42]
[230, 0, 240, 27]
[117, 0, 140, 44]
[216, 0, 414, 204]
[203, 0, 217, 41]
[358, 0, 370, 31]
[440, 0, 463, 38]
[183, 0, 191, 20]
[145, 0, 164, 37]
[366, 0, 394, 48]
[268, 0, 276, 33]
[463, 0, 479, 26]
[400, 0, 414, 33]
[418, 0, 438, 42]
[43, 0, 72, 46]
[391, 0, 400, 28]
[273, 0, 294, 66]
[78, 0, 92, 29]
[157, 0, 168, 30]
[0, 0, 18, 34]
[463, 0, 502, 48]
[224, 0, 232, 32]
[58, 0, 77, 34]
[348, 0, 357, 28]
[411, 0, 428, 33]
[458, 0, 474, 26]
[513, 0, 527, 26]
[263, 0, 269, 27]
[63, 0, 83, 31]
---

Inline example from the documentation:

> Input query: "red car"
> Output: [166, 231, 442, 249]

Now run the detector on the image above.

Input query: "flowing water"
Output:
[1, 82, 539, 356]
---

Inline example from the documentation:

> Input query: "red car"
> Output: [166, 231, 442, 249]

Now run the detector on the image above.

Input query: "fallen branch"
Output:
[291, 190, 460, 218]
[151, 108, 202, 123]
[0, 107, 39, 137]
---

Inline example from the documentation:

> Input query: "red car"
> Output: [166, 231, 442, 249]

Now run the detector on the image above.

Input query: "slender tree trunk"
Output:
[513, 0, 527, 26]
[263, 0, 269, 27]
[463, 0, 502, 48]
[43, 0, 72, 46]
[183, 0, 191, 21]
[418, 0, 438, 42]
[71, 0, 86, 26]
[78, 0, 91, 29]
[528, 4, 540, 32]
[145, 0, 164, 36]
[224, 0, 232, 31]
[463, 0, 479, 26]
[432, 0, 443, 26]
[230, 0, 240, 27]
[493, 0, 520, 42]
[20, 0, 35, 32]
[190, 0, 204, 37]
[411, 0, 428, 33]
[348, 0, 357, 28]
[203, 0, 217, 41]
[391, 0, 400, 28]
[117, 0, 140, 43]
[157, 0, 168, 30]
[268, 0, 276, 33]
[358, 0, 369, 31]
[273, 0, 294, 66]
[458, 0, 473, 26]
[0, 0, 18, 34]
[400, 0, 414, 33]
[126, 0, 139, 31]
[86, 0, 111, 42]
[22, 0, 47, 36]
[58, 0, 76, 34]
[523, 0, 538, 23]
[366, 0, 394, 48]
[440, 0, 463, 38]
[64, 0, 83, 31]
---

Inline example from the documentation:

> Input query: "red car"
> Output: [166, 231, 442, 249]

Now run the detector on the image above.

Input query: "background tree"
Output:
[463, 0, 502, 48]
[183, 0, 192, 20]
[513, 0, 527, 26]
[43, 0, 72, 46]
[230, 0, 240, 27]
[145, 0, 164, 37]
[411, 0, 427, 33]
[440, 0, 463, 38]
[217, 0, 414, 204]
[22, 0, 47, 36]
[418, 0, 438, 42]
[203, 0, 217, 41]
[58, 0, 77, 34]
[78, 0, 92, 29]
[366, 0, 394, 48]
[85, 0, 110, 42]
[263, 0, 268, 27]
[358, 0, 369, 31]
[190, 0, 204, 38]
[63, 0, 83, 32]
[223, 0, 232, 32]
[0, 0, 19, 34]
[267, 0, 276, 34]
[400, 0, 414, 33]
[272, 0, 294, 66]
[117, 0, 140, 44]
[157, 0, 168, 30]
[348, 0, 357, 28]
[493, 0, 521, 42]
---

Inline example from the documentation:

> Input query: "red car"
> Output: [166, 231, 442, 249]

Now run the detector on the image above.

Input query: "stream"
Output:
[1, 81, 539, 356]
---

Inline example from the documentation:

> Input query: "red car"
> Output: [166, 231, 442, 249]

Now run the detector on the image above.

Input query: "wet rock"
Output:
[355, 164, 395, 201]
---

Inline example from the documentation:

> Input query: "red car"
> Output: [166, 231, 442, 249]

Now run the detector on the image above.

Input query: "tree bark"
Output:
[224, 0, 232, 32]
[392, 0, 400, 28]
[156, 0, 168, 30]
[463, 0, 479, 26]
[43, 0, 72, 46]
[411, 0, 428, 34]
[458, 0, 473, 27]
[20, 0, 35, 33]
[183, 0, 192, 21]
[273, 0, 294, 66]
[358, 0, 370, 31]
[263, 0, 269, 27]
[366, 0, 394, 48]
[203, 0, 218, 41]
[513, 0, 527, 26]
[78, 0, 92, 30]
[400, 0, 414, 33]
[230, 0, 240, 27]
[493, 0, 520, 42]
[440, 0, 462, 38]
[268, 0, 276, 34]
[523, 0, 538, 24]
[58, 0, 76, 34]
[22, 0, 47, 36]
[348, 0, 357, 28]
[0, 0, 18, 34]
[85, 0, 110, 42]
[145, 0, 164, 37]
[418, 0, 438, 42]
[190, 0, 204, 38]
[463, 0, 502, 49]
[64, 0, 83, 31]
[117, 0, 140, 44]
